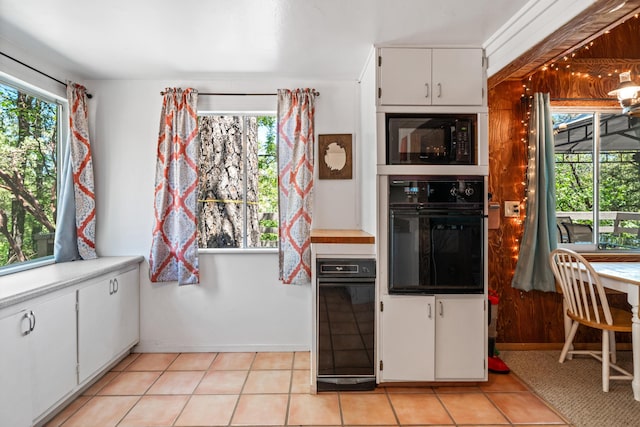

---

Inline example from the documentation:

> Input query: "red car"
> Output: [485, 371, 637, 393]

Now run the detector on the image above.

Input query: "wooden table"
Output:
[591, 262, 640, 400]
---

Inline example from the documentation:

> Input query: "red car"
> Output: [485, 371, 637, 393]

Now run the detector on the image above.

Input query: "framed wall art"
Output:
[318, 134, 352, 179]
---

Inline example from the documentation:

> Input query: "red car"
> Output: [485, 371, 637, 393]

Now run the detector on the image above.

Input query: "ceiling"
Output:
[0, 0, 530, 81]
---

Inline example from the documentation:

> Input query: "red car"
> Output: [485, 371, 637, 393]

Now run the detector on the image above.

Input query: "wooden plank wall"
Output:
[489, 17, 640, 346]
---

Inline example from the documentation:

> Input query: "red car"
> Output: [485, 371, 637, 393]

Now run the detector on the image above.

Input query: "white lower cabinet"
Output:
[78, 267, 140, 383]
[0, 292, 77, 426]
[434, 296, 486, 380]
[380, 295, 435, 382]
[379, 294, 486, 382]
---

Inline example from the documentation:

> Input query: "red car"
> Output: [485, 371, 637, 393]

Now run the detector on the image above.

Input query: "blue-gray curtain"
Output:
[512, 93, 557, 292]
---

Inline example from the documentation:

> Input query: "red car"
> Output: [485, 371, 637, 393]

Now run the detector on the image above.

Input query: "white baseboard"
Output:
[133, 342, 310, 353]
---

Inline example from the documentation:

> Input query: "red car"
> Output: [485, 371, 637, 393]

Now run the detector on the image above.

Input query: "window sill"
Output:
[0, 256, 55, 278]
[198, 248, 278, 255]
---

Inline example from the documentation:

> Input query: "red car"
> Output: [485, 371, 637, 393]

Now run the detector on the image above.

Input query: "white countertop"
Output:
[0, 256, 144, 309]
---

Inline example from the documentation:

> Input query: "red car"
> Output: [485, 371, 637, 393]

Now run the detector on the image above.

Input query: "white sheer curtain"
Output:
[512, 92, 558, 292]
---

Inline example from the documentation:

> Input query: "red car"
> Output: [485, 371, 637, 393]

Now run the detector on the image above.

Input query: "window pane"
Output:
[553, 113, 594, 245]
[197, 115, 278, 249]
[598, 114, 640, 250]
[253, 116, 278, 248]
[0, 83, 58, 266]
[198, 116, 246, 248]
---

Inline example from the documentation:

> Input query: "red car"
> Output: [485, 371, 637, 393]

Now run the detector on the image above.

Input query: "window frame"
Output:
[0, 74, 68, 275]
[552, 105, 640, 253]
[196, 109, 278, 253]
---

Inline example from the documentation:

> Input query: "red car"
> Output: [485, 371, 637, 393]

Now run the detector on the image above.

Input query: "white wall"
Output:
[357, 48, 377, 236]
[85, 78, 362, 352]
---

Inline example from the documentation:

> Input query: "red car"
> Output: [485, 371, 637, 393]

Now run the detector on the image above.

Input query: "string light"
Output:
[511, 15, 639, 272]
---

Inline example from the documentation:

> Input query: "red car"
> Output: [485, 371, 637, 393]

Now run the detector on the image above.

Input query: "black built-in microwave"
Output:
[386, 113, 476, 165]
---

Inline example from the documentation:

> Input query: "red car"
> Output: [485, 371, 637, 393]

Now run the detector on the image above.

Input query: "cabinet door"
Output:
[434, 296, 486, 380]
[112, 268, 140, 353]
[432, 49, 484, 105]
[78, 277, 114, 383]
[379, 48, 432, 106]
[0, 310, 32, 427]
[379, 295, 434, 382]
[29, 292, 77, 418]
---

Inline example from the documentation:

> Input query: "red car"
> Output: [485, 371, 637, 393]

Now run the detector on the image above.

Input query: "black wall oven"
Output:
[388, 175, 485, 294]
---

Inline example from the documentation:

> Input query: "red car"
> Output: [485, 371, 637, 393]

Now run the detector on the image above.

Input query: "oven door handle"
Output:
[416, 210, 487, 218]
[317, 278, 375, 285]
[390, 207, 486, 216]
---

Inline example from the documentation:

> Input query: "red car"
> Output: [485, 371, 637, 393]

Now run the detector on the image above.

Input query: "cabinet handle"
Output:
[425, 83, 429, 98]
[114, 278, 119, 294]
[428, 303, 432, 319]
[29, 311, 36, 333]
[437, 83, 442, 98]
[21, 312, 31, 336]
[109, 279, 114, 295]
[439, 301, 444, 317]
[22, 311, 36, 335]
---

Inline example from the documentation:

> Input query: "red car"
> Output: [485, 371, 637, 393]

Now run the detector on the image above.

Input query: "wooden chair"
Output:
[549, 248, 633, 392]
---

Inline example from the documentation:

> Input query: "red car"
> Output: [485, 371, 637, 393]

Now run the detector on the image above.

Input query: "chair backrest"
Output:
[549, 248, 613, 326]
[613, 212, 640, 237]
[562, 223, 593, 243]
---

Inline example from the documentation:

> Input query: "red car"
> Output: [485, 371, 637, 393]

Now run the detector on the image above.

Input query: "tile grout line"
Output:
[228, 351, 256, 426]
[382, 387, 401, 426]
[54, 353, 138, 426]
[116, 352, 180, 427]
[169, 351, 219, 426]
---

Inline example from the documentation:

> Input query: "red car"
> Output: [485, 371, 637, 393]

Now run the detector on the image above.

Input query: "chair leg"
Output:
[602, 330, 610, 392]
[559, 321, 579, 363]
[562, 300, 574, 360]
[609, 331, 617, 364]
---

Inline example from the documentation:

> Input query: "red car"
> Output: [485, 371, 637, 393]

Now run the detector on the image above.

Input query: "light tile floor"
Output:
[44, 351, 572, 426]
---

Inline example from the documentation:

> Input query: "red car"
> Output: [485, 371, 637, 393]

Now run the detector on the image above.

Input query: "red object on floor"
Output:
[488, 356, 510, 374]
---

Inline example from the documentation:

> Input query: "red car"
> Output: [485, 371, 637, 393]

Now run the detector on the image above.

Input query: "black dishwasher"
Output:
[316, 258, 376, 391]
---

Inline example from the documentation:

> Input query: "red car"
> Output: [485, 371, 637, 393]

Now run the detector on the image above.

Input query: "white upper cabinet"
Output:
[378, 48, 432, 106]
[378, 47, 484, 107]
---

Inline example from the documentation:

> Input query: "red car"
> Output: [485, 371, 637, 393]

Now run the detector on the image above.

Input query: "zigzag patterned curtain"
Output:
[54, 82, 97, 262]
[277, 88, 317, 284]
[149, 88, 200, 285]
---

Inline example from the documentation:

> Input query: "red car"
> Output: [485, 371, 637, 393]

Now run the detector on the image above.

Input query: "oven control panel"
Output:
[389, 175, 484, 207]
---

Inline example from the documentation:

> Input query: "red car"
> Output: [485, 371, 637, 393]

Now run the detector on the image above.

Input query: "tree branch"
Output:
[0, 169, 55, 232]
[0, 209, 26, 262]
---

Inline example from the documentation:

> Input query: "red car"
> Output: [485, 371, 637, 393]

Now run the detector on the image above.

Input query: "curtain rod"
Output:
[160, 90, 320, 97]
[0, 51, 92, 98]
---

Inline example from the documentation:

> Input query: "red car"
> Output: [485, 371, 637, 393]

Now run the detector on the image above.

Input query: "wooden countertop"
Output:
[310, 229, 375, 244]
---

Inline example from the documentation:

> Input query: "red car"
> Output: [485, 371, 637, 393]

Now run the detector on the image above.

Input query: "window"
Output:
[553, 110, 640, 250]
[0, 80, 63, 268]
[197, 114, 278, 249]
